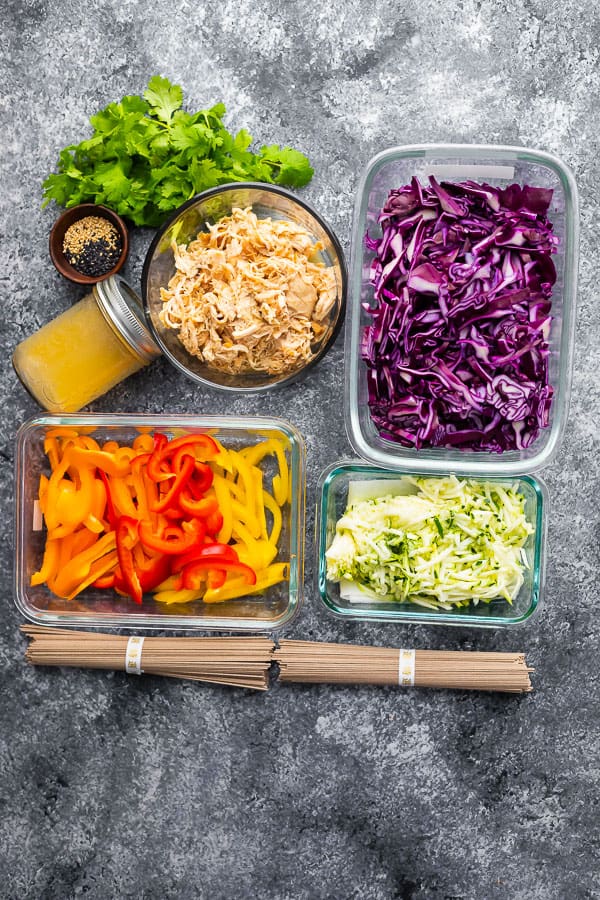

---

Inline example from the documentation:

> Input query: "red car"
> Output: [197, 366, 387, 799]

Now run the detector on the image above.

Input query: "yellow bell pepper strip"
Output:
[230, 453, 257, 533]
[262, 490, 282, 546]
[232, 539, 278, 571]
[30, 538, 61, 586]
[252, 468, 268, 540]
[202, 562, 289, 604]
[241, 439, 289, 506]
[102, 440, 120, 454]
[212, 475, 234, 544]
[152, 587, 204, 605]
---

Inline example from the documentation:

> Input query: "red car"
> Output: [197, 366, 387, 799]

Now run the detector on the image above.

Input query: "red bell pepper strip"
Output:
[116, 516, 143, 604]
[93, 573, 116, 589]
[151, 456, 195, 513]
[205, 510, 224, 537]
[146, 433, 173, 483]
[173, 541, 239, 572]
[178, 491, 219, 518]
[138, 518, 204, 555]
[172, 450, 214, 492]
[163, 434, 218, 459]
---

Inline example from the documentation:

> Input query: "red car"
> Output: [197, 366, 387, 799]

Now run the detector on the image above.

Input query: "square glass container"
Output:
[317, 461, 546, 627]
[15, 414, 305, 632]
[346, 144, 579, 475]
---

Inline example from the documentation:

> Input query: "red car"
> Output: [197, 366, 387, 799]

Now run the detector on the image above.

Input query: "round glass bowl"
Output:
[142, 183, 347, 392]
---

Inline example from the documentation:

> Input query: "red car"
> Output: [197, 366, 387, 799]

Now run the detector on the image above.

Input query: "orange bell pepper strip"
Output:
[66, 551, 119, 600]
[68, 446, 131, 477]
[133, 433, 154, 453]
[51, 532, 117, 598]
[30, 538, 61, 587]
[38, 475, 49, 516]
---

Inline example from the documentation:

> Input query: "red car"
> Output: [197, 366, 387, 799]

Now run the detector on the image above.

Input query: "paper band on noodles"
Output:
[398, 648, 416, 687]
[125, 636, 145, 675]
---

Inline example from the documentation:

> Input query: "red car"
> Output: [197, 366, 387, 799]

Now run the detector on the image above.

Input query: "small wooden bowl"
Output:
[49, 204, 129, 284]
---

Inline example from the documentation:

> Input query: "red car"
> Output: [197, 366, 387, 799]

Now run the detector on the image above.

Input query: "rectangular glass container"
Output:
[317, 461, 546, 627]
[346, 144, 579, 475]
[15, 414, 305, 632]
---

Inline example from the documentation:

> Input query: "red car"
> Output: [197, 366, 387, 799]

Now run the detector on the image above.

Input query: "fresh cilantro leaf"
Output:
[259, 145, 314, 188]
[42, 78, 314, 225]
[143, 76, 183, 123]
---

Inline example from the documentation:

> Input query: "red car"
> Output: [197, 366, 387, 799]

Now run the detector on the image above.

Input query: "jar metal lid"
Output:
[94, 275, 161, 363]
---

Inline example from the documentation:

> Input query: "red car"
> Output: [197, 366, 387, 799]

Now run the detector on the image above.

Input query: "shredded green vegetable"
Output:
[325, 476, 532, 610]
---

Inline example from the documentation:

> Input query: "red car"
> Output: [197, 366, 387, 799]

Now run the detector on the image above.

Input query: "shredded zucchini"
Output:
[325, 476, 532, 609]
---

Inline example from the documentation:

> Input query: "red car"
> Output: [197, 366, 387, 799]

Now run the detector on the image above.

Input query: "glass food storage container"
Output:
[15, 414, 305, 632]
[317, 461, 546, 627]
[346, 144, 579, 475]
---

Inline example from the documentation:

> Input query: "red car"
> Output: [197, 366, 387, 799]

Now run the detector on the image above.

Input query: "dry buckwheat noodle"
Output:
[21, 626, 274, 691]
[274, 640, 533, 693]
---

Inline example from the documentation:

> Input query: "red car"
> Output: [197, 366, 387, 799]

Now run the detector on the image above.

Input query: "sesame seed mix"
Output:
[63, 215, 123, 277]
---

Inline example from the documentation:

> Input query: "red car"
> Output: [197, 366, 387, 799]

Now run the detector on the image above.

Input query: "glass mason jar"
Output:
[12, 276, 161, 413]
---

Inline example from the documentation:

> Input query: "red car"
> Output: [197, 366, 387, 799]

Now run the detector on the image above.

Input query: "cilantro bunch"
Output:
[42, 76, 314, 227]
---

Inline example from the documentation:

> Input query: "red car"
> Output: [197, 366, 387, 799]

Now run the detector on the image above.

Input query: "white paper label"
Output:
[398, 648, 416, 686]
[125, 636, 145, 675]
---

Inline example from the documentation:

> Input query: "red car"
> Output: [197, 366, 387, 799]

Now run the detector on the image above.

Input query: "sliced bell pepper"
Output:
[146, 433, 172, 483]
[151, 456, 195, 513]
[173, 541, 239, 572]
[163, 434, 218, 460]
[30, 538, 61, 587]
[204, 509, 223, 537]
[99, 469, 118, 529]
[138, 518, 204, 555]
[181, 559, 256, 591]
[202, 562, 288, 604]
[178, 491, 219, 518]
[115, 516, 143, 604]
[68, 446, 131, 477]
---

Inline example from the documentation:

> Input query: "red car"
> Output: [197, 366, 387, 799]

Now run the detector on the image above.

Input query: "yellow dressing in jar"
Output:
[13, 276, 161, 413]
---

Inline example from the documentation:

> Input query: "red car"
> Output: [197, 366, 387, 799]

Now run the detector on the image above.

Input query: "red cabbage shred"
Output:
[362, 177, 558, 452]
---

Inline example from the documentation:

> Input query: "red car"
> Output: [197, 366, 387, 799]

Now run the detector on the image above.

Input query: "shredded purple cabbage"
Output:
[362, 177, 557, 452]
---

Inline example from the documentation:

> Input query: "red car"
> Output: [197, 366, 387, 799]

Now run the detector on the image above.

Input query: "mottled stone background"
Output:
[1, 1, 599, 898]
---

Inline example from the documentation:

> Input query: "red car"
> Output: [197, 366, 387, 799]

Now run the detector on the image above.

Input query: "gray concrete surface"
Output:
[1, 1, 599, 898]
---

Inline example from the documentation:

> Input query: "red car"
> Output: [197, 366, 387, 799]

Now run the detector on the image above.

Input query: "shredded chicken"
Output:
[159, 207, 337, 375]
